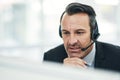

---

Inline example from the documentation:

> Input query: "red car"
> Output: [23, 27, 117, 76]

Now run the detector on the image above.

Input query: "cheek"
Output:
[62, 38, 69, 49]
[63, 38, 67, 45]
[78, 34, 91, 45]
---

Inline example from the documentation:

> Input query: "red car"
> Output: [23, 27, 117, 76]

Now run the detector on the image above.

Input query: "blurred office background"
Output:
[0, 0, 120, 62]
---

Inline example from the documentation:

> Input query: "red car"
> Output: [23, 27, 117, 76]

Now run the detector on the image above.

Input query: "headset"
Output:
[59, 20, 100, 41]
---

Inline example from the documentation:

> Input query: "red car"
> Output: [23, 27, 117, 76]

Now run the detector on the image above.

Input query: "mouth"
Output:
[67, 47, 82, 58]
[68, 47, 81, 53]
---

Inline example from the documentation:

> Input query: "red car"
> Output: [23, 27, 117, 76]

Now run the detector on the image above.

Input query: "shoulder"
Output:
[96, 41, 120, 50]
[43, 44, 67, 63]
[96, 41, 120, 55]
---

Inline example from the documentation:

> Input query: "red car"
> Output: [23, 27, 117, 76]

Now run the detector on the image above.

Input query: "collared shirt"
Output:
[83, 43, 96, 68]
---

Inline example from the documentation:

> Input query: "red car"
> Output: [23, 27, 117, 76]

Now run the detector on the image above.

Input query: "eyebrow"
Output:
[62, 29, 85, 32]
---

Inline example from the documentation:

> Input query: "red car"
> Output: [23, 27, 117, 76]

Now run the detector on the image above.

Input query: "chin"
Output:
[68, 52, 81, 58]
[67, 50, 86, 58]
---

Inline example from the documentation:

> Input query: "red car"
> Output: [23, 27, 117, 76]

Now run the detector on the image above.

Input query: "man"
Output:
[43, 2, 120, 72]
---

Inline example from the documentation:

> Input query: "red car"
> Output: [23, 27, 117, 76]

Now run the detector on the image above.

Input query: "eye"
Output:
[76, 31, 84, 35]
[62, 31, 70, 35]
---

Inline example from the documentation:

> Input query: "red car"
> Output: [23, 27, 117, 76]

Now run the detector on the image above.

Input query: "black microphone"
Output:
[81, 41, 94, 51]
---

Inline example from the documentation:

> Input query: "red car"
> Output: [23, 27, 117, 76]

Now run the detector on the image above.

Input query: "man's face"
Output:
[61, 13, 93, 58]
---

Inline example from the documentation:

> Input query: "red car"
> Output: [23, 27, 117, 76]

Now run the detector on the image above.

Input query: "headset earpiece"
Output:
[92, 21, 100, 41]
[59, 25, 62, 38]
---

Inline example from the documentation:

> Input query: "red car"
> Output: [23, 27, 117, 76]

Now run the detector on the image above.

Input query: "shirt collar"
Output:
[83, 43, 96, 67]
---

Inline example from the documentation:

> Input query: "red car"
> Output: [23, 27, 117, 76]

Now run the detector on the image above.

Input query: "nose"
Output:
[68, 34, 78, 45]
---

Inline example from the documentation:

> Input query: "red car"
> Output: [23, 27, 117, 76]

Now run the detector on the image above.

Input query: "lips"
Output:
[68, 47, 80, 53]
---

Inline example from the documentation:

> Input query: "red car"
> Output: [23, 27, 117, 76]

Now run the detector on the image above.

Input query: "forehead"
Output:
[61, 13, 90, 30]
